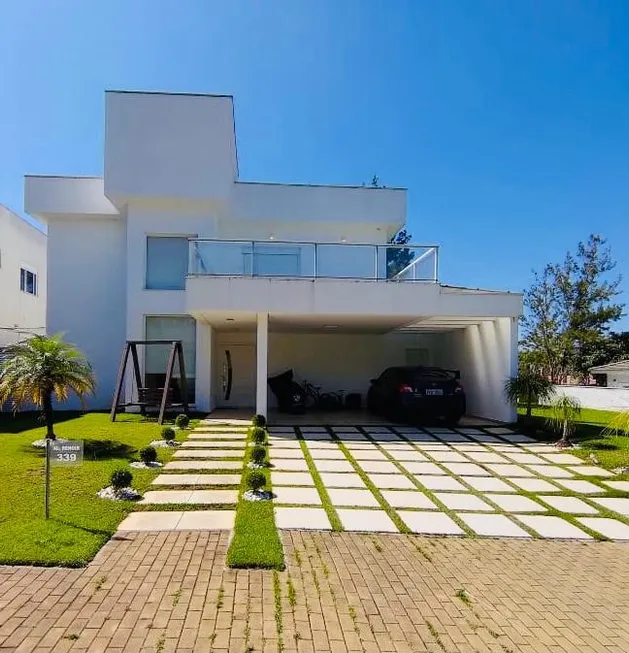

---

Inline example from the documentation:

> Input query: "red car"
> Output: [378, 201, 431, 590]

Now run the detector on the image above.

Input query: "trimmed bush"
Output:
[251, 445, 267, 466]
[162, 426, 176, 441]
[111, 469, 133, 490]
[139, 446, 157, 464]
[252, 414, 267, 428]
[246, 470, 266, 493]
[250, 426, 267, 445]
[175, 414, 190, 429]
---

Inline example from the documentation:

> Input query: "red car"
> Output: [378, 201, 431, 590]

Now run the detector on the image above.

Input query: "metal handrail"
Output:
[189, 237, 440, 250]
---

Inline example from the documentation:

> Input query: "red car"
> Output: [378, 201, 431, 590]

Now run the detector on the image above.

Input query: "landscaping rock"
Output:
[613, 466, 629, 475]
[150, 440, 181, 448]
[32, 438, 69, 449]
[97, 486, 142, 501]
[247, 461, 267, 470]
[243, 489, 274, 502]
[130, 461, 163, 469]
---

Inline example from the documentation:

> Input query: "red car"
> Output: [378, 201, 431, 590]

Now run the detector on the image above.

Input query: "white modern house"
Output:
[25, 90, 522, 422]
[0, 205, 47, 348]
[590, 360, 629, 389]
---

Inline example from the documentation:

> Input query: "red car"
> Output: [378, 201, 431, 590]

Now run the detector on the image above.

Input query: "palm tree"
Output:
[547, 394, 581, 447]
[0, 334, 95, 439]
[503, 371, 555, 422]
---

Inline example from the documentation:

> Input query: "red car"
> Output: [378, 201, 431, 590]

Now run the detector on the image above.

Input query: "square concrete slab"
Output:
[503, 453, 549, 465]
[272, 472, 315, 486]
[358, 461, 399, 474]
[181, 441, 245, 448]
[458, 513, 532, 538]
[567, 465, 613, 477]
[117, 511, 182, 531]
[394, 426, 423, 434]
[275, 507, 332, 530]
[403, 432, 439, 442]
[576, 517, 629, 540]
[268, 427, 297, 433]
[301, 432, 333, 441]
[539, 495, 599, 514]
[426, 428, 456, 434]
[443, 462, 488, 476]
[369, 433, 403, 442]
[368, 473, 416, 490]
[604, 481, 629, 492]
[399, 510, 464, 535]
[554, 479, 606, 494]
[517, 515, 592, 539]
[526, 465, 574, 478]
[306, 440, 339, 449]
[336, 508, 399, 533]
[189, 490, 239, 504]
[428, 450, 469, 463]
[177, 510, 236, 530]
[152, 474, 240, 486]
[416, 475, 466, 491]
[490, 444, 525, 452]
[272, 458, 309, 472]
[332, 427, 360, 433]
[463, 451, 509, 464]
[540, 453, 584, 465]
[350, 449, 389, 461]
[273, 486, 322, 505]
[335, 433, 369, 441]
[592, 498, 629, 516]
[314, 459, 354, 473]
[164, 461, 242, 471]
[299, 426, 328, 432]
[173, 450, 243, 459]
[461, 476, 515, 493]
[307, 448, 347, 460]
[189, 435, 247, 442]
[403, 462, 446, 475]
[458, 428, 485, 435]
[319, 472, 366, 488]
[387, 450, 429, 462]
[381, 490, 437, 509]
[499, 434, 535, 444]
[432, 433, 470, 442]
[269, 440, 302, 449]
[271, 448, 306, 459]
[416, 444, 452, 451]
[364, 426, 392, 434]
[484, 464, 534, 478]
[465, 434, 503, 444]
[139, 490, 192, 504]
[488, 494, 547, 513]
[327, 488, 380, 507]
[507, 478, 560, 493]
[485, 427, 515, 435]
[434, 492, 494, 512]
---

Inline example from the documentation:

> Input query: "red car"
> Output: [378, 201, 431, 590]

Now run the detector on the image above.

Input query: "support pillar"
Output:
[256, 312, 269, 418]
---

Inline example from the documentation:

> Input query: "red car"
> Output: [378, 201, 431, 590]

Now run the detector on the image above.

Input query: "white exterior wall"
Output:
[604, 370, 629, 389]
[550, 385, 629, 411]
[0, 206, 47, 346]
[46, 217, 126, 408]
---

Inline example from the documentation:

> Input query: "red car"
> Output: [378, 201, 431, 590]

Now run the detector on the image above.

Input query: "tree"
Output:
[0, 334, 95, 439]
[546, 394, 582, 447]
[521, 234, 623, 383]
[503, 372, 555, 422]
[387, 229, 415, 278]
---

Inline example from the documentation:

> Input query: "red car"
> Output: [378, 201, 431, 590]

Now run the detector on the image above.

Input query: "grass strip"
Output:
[227, 425, 285, 570]
[273, 570, 284, 652]
[296, 431, 343, 531]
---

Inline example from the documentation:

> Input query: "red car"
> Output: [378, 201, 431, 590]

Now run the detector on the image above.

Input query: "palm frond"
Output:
[546, 394, 581, 436]
[603, 410, 629, 437]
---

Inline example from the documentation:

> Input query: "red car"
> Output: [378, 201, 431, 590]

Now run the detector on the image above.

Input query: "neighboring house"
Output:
[25, 90, 522, 421]
[0, 205, 47, 348]
[590, 360, 629, 389]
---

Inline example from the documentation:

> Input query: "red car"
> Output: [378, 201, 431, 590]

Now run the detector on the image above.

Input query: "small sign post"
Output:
[44, 440, 84, 519]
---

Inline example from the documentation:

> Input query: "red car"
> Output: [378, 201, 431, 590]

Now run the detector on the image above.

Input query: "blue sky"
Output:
[1, 0, 628, 328]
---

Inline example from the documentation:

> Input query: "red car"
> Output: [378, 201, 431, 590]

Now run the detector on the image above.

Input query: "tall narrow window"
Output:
[145, 316, 196, 403]
[146, 237, 189, 290]
[20, 268, 37, 295]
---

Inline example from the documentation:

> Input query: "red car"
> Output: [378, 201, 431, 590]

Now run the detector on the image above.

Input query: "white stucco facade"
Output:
[0, 205, 47, 347]
[25, 90, 522, 422]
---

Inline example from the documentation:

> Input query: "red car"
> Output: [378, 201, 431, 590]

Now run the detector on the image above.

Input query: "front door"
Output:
[217, 345, 256, 408]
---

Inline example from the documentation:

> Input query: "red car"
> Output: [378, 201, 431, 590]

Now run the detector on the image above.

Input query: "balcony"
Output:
[188, 239, 438, 282]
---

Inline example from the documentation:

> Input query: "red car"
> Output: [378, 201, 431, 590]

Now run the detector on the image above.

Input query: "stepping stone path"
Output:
[117, 419, 248, 532]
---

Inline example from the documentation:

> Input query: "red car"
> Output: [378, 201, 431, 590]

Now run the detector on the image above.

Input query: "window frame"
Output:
[20, 266, 38, 296]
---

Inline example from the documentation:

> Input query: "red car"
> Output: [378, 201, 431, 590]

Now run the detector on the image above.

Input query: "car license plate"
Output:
[425, 389, 443, 396]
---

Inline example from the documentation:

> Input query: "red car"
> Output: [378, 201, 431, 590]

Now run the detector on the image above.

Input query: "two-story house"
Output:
[0, 205, 47, 349]
[25, 91, 522, 422]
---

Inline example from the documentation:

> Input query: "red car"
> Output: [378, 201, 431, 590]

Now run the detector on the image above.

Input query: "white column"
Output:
[195, 321, 212, 413]
[256, 312, 269, 418]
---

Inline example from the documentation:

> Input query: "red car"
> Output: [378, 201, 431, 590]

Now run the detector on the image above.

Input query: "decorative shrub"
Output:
[175, 414, 190, 429]
[252, 414, 267, 428]
[162, 426, 176, 441]
[246, 470, 266, 493]
[111, 469, 133, 490]
[251, 445, 267, 466]
[250, 426, 267, 445]
[139, 446, 157, 464]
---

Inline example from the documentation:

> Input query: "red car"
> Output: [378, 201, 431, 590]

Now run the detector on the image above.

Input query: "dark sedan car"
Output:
[367, 365, 466, 424]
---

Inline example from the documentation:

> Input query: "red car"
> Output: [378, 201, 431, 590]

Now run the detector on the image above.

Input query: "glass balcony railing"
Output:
[188, 239, 438, 282]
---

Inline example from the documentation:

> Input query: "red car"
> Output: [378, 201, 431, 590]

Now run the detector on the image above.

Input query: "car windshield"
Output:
[409, 368, 453, 381]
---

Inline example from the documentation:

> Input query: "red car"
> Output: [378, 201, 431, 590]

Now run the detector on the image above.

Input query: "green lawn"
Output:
[518, 405, 629, 473]
[0, 411, 187, 566]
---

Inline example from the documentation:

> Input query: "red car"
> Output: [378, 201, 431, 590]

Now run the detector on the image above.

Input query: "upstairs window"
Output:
[146, 236, 189, 290]
[20, 268, 37, 295]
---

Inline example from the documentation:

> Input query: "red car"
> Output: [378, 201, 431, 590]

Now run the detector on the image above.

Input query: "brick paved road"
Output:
[1, 531, 628, 653]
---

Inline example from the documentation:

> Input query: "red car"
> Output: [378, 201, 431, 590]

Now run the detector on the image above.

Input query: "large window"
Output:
[20, 268, 37, 295]
[145, 316, 196, 404]
[146, 237, 189, 290]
